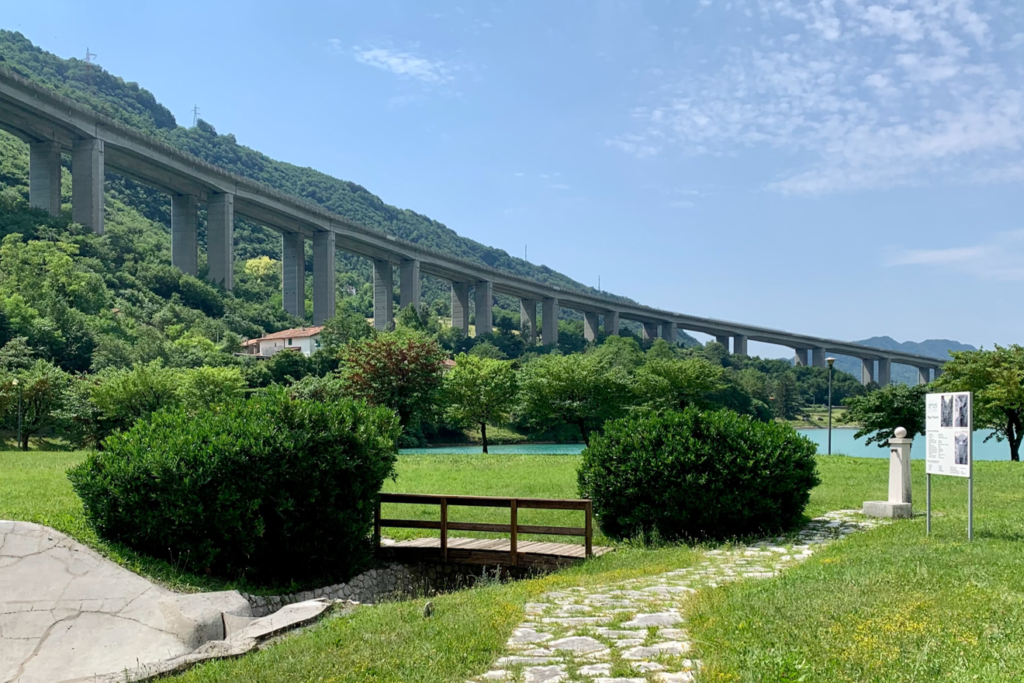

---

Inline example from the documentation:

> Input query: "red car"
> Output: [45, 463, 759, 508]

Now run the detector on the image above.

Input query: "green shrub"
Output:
[68, 389, 400, 584]
[577, 408, 820, 541]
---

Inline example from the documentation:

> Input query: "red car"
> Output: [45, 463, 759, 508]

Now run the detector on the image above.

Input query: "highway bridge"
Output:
[0, 66, 946, 385]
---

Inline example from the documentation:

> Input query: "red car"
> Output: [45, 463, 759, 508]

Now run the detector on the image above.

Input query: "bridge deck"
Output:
[385, 536, 613, 568]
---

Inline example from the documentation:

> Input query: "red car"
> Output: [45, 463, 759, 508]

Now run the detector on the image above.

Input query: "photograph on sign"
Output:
[925, 391, 972, 478]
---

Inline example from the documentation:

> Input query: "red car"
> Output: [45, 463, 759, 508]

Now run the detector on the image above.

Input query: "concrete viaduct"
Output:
[0, 67, 945, 385]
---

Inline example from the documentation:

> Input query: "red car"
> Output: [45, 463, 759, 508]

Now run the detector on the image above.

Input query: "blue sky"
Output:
[6, 1, 1023, 355]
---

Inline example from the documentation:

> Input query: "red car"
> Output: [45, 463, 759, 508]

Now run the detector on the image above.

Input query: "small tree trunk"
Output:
[20, 432, 29, 451]
[579, 422, 590, 448]
[1007, 418, 1021, 462]
[481, 422, 488, 454]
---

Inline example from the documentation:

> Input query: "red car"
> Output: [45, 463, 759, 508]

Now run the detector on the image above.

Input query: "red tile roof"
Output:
[254, 326, 324, 342]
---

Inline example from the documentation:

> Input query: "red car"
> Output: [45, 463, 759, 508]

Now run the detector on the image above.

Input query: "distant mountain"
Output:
[833, 337, 976, 385]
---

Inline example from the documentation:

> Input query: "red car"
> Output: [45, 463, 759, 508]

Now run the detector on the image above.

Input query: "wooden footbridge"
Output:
[375, 493, 613, 569]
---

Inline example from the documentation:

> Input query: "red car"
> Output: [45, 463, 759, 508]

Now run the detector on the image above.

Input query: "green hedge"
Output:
[578, 408, 820, 541]
[68, 389, 400, 584]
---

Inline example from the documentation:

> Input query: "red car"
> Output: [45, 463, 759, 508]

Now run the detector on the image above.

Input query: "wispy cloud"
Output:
[333, 40, 454, 84]
[888, 231, 1024, 281]
[608, 1, 1024, 194]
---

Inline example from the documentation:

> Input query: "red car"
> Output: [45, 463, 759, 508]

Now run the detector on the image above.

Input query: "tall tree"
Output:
[0, 359, 72, 449]
[934, 346, 1024, 461]
[633, 357, 726, 413]
[442, 354, 518, 453]
[842, 383, 928, 448]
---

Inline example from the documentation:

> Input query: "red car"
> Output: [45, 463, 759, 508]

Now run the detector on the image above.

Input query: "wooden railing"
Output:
[375, 493, 593, 565]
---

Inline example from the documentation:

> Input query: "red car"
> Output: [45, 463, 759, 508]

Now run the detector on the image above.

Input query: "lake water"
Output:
[400, 428, 1010, 461]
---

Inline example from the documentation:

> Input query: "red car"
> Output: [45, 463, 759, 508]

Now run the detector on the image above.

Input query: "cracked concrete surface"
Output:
[0, 520, 253, 683]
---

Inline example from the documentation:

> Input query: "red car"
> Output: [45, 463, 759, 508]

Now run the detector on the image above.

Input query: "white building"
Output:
[242, 326, 324, 358]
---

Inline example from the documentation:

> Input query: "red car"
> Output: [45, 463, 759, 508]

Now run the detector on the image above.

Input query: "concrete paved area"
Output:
[0, 520, 258, 683]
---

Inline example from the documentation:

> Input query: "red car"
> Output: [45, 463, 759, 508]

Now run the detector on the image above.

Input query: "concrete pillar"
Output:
[542, 297, 559, 346]
[29, 140, 62, 216]
[863, 428, 914, 518]
[520, 299, 538, 345]
[171, 194, 198, 277]
[878, 358, 892, 387]
[733, 335, 748, 356]
[861, 358, 876, 385]
[399, 259, 421, 310]
[934, 366, 943, 379]
[451, 282, 470, 335]
[206, 192, 234, 290]
[282, 232, 305, 318]
[716, 334, 731, 350]
[812, 347, 828, 368]
[373, 260, 394, 331]
[661, 321, 676, 343]
[642, 322, 659, 340]
[474, 281, 493, 336]
[312, 231, 336, 325]
[72, 138, 104, 234]
[917, 367, 931, 385]
[794, 348, 809, 366]
[583, 311, 600, 342]
[604, 311, 619, 336]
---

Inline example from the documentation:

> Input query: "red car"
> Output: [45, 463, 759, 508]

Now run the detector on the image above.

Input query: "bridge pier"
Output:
[861, 358, 875, 385]
[400, 259, 420, 311]
[878, 358, 892, 387]
[917, 367, 931, 385]
[206, 192, 234, 290]
[475, 281, 493, 336]
[794, 348, 809, 366]
[29, 140, 62, 216]
[313, 231, 336, 325]
[171, 194, 198, 277]
[604, 311, 619, 336]
[72, 138, 104, 234]
[282, 233, 305, 318]
[812, 347, 828, 368]
[733, 335, 748, 356]
[520, 299, 538, 345]
[373, 260, 394, 331]
[451, 282, 470, 335]
[542, 297, 559, 346]
[583, 311, 600, 342]
[934, 366, 943, 379]
[661, 321, 676, 343]
[642, 322, 658, 341]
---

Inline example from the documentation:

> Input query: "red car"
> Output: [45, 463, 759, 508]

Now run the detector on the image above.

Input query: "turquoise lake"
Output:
[400, 428, 1010, 460]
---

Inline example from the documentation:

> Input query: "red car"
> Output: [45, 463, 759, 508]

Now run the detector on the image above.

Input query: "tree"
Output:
[243, 256, 279, 281]
[518, 353, 631, 446]
[443, 354, 518, 453]
[0, 360, 72, 449]
[842, 383, 927, 448]
[176, 366, 247, 410]
[319, 311, 375, 353]
[934, 346, 1024, 461]
[633, 357, 726, 413]
[339, 329, 445, 440]
[87, 362, 181, 441]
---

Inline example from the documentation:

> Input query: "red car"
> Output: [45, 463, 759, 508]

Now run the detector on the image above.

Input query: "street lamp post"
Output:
[12, 378, 21, 451]
[826, 357, 836, 455]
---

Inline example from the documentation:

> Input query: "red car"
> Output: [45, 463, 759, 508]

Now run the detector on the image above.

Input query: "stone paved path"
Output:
[469, 510, 886, 683]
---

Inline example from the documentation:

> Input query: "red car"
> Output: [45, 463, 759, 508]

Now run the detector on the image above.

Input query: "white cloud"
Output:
[609, 1, 1024, 194]
[347, 44, 454, 84]
[888, 231, 1024, 281]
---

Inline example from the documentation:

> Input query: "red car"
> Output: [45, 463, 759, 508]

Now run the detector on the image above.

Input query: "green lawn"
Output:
[3, 450, 1024, 681]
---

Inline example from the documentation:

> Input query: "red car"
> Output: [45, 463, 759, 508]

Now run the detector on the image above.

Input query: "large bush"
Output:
[68, 389, 400, 583]
[578, 408, 820, 541]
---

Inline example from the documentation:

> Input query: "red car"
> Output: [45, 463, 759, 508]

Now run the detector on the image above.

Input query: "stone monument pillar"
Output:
[863, 426, 913, 518]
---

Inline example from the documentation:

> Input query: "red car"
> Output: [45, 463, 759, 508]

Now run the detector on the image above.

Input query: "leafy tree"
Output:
[0, 336, 33, 371]
[518, 353, 631, 446]
[0, 360, 72, 449]
[264, 349, 312, 385]
[442, 354, 519, 453]
[842, 383, 927, 448]
[934, 346, 1024, 461]
[319, 311, 375, 353]
[244, 256, 279, 281]
[646, 338, 678, 360]
[768, 372, 804, 420]
[634, 357, 727, 413]
[176, 366, 247, 410]
[468, 341, 507, 360]
[591, 335, 645, 372]
[339, 329, 445, 439]
[86, 362, 181, 441]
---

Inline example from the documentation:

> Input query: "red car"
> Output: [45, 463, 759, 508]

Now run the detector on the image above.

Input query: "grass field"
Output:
[3, 449, 1024, 681]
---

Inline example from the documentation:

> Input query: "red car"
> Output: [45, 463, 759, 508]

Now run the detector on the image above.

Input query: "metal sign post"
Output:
[924, 391, 974, 540]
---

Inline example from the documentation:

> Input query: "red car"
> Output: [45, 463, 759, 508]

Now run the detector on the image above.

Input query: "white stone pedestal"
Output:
[864, 428, 913, 519]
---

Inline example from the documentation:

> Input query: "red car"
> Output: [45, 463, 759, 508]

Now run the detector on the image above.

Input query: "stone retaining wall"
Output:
[244, 562, 537, 617]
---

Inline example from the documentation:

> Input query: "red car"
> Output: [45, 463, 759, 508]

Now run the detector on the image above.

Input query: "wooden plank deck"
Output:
[384, 536, 614, 569]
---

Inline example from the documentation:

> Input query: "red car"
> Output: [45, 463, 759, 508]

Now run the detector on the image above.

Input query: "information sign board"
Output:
[925, 391, 972, 478]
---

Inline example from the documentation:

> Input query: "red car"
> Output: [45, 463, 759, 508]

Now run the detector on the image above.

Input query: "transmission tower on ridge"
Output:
[192, 105, 201, 127]
[84, 47, 97, 85]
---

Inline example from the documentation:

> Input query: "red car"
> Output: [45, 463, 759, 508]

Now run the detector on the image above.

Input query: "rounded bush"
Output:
[68, 389, 400, 584]
[577, 408, 820, 541]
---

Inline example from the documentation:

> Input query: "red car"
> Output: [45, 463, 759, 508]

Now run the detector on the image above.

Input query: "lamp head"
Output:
[826, 357, 836, 368]
[11, 379, 17, 387]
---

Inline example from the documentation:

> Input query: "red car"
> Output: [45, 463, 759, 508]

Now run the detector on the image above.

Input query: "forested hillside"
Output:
[0, 30, 638, 318]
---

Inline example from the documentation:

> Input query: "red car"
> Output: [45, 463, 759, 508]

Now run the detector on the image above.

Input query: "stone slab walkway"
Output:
[469, 511, 886, 683]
